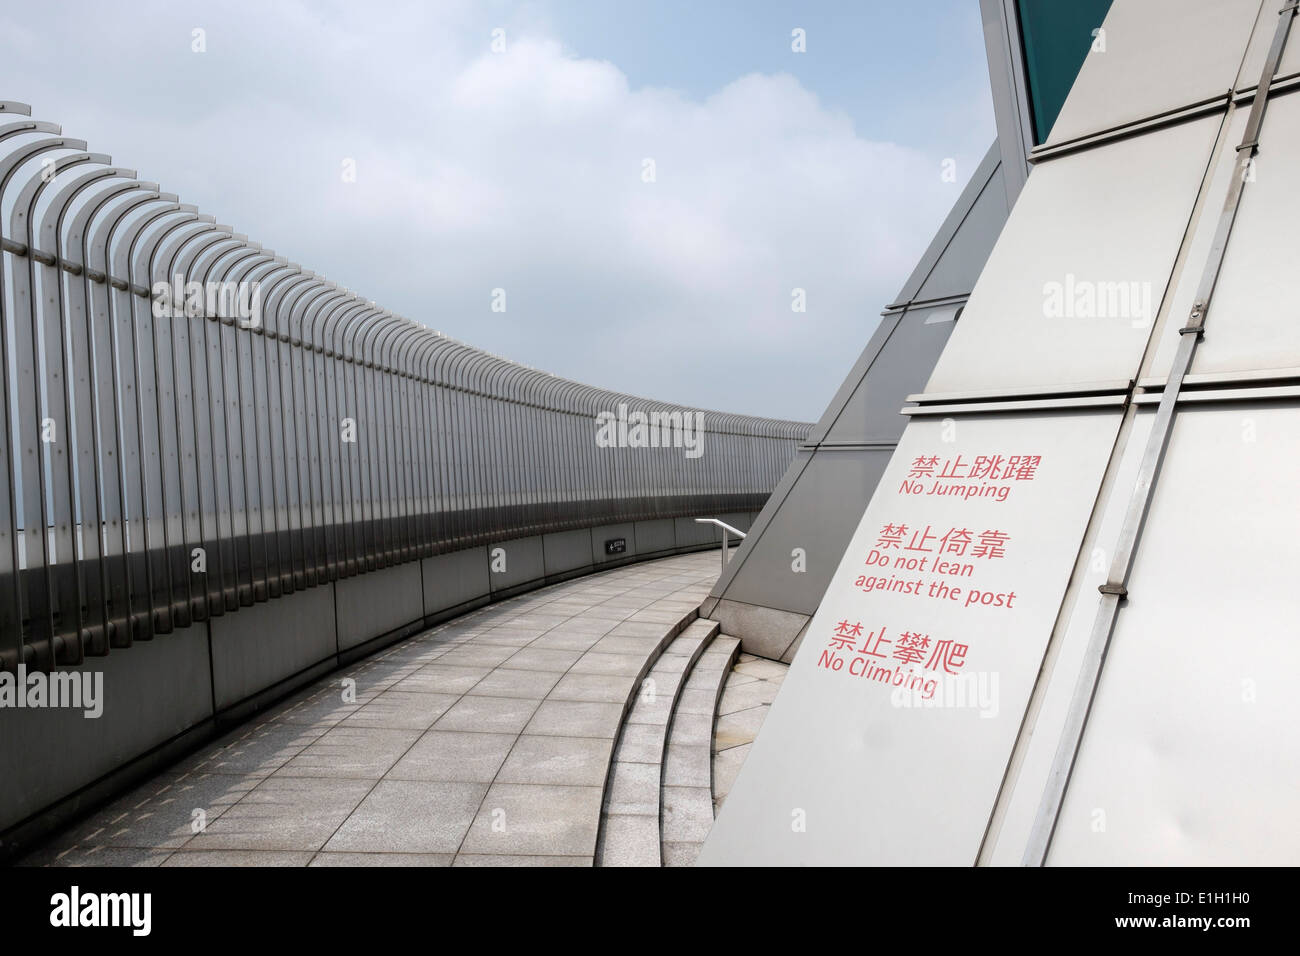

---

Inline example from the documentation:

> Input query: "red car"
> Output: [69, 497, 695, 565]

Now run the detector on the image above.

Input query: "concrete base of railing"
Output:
[0, 513, 756, 861]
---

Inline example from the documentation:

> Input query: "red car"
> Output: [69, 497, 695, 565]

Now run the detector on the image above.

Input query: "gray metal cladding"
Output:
[0, 102, 810, 672]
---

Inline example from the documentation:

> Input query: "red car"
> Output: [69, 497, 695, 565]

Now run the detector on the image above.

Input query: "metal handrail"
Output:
[694, 517, 746, 573]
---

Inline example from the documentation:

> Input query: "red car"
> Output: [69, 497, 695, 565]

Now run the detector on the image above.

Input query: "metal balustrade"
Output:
[0, 101, 810, 674]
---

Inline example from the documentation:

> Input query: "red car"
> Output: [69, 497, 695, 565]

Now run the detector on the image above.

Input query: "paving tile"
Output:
[51, 772, 259, 850]
[435, 643, 520, 668]
[600, 813, 661, 866]
[584, 606, 634, 620]
[660, 634, 708, 657]
[496, 735, 613, 787]
[718, 671, 758, 690]
[509, 612, 571, 627]
[656, 601, 700, 613]
[733, 658, 791, 680]
[341, 663, 422, 695]
[276, 726, 421, 778]
[612, 723, 664, 764]
[419, 629, 476, 646]
[452, 854, 592, 866]
[699, 647, 741, 665]
[392, 664, 491, 695]
[187, 776, 374, 851]
[589, 635, 660, 656]
[685, 657, 728, 681]
[433, 695, 540, 734]
[627, 608, 685, 625]
[376, 643, 451, 666]
[387, 730, 516, 782]
[711, 742, 751, 803]
[719, 679, 781, 712]
[163, 849, 314, 866]
[650, 655, 692, 677]
[460, 784, 603, 857]
[499, 647, 585, 672]
[624, 692, 674, 726]
[21, 845, 172, 867]
[604, 761, 659, 816]
[549, 671, 637, 703]
[475, 627, 548, 647]
[544, 600, 596, 614]
[608, 620, 671, 639]
[310, 852, 453, 866]
[567, 652, 645, 676]
[674, 687, 718, 716]
[668, 711, 713, 741]
[545, 617, 616, 635]
[663, 743, 712, 788]
[636, 671, 682, 703]
[713, 706, 768, 749]
[343, 691, 460, 730]
[323, 780, 488, 853]
[661, 785, 715, 843]
[661, 841, 702, 867]
[524, 700, 623, 738]
[528, 630, 605, 651]
[270, 689, 367, 728]
[466, 668, 562, 700]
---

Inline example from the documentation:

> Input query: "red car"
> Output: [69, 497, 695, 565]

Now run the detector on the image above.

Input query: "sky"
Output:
[1, 0, 995, 423]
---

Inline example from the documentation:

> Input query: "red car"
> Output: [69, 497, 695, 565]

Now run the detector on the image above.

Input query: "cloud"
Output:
[1, 2, 981, 421]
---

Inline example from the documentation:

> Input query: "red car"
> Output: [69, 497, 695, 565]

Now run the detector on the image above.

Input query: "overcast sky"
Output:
[2, 0, 994, 422]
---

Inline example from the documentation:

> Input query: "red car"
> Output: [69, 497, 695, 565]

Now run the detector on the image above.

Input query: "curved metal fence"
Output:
[0, 101, 810, 673]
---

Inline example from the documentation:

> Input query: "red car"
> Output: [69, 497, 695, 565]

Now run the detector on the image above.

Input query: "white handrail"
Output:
[694, 517, 746, 574]
[693, 517, 746, 539]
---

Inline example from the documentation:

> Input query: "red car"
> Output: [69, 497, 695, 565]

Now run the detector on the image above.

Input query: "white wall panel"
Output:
[1148, 92, 1300, 380]
[1235, 0, 1300, 90]
[925, 117, 1218, 395]
[982, 409, 1154, 865]
[1046, 0, 1260, 145]
[1048, 402, 1300, 865]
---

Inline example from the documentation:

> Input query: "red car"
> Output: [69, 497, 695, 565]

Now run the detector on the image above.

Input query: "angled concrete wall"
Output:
[703, 145, 1011, 659]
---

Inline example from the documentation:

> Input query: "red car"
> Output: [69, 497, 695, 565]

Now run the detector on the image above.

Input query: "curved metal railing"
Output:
[0, 101, 811, 672]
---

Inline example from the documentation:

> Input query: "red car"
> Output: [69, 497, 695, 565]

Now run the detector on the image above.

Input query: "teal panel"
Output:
[1018, 0, 1115, 143]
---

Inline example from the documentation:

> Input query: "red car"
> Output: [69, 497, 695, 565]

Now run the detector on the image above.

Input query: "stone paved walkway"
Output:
[23, 552, 718, 867]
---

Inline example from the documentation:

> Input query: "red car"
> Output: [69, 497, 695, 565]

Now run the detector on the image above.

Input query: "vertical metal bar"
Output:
[85, 192, 169, 642]
[304, 293, 340, 580]
[340, 310, 366, 571]
[217, 249, 273, 602]
[16, 153, 109, 665]
[1, 137, 89, 667]
[270, 272, 311, 591]
[49, 170, 138, 657]
[288, 283, 329, 585]
[358, 318, 382, 568]
[156, 227, 233, 625]
[256, 263, 293, 598]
